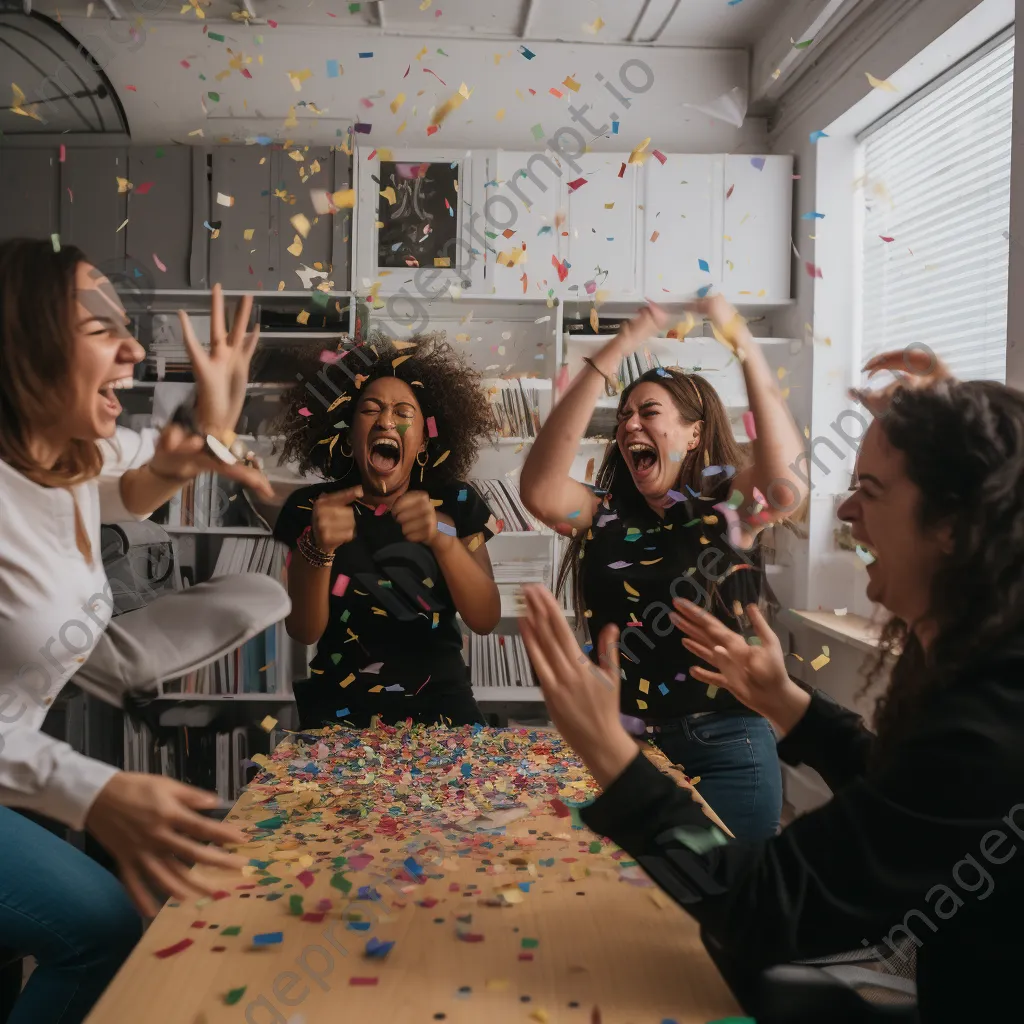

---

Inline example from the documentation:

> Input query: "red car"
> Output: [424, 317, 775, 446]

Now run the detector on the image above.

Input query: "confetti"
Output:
[260, 716, 278, 732]
[327, 59, 341, 78]
[332, 575, 350, 597]
[426, 416, 438, 437]
[809, 130, 829, 143]
[253, 932, 283, 946]
[866, 73, 898, 92]
[152, 253, 167, 272]
[216, 192, 234, 207]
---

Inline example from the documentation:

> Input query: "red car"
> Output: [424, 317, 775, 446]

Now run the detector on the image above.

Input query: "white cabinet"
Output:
[559, 153, 641, 300]
[722, 154, 793, 302]
[486, 151, 560, 298]
[643, 154, 724, 300]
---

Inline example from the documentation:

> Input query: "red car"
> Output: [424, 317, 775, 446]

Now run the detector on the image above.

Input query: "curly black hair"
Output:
[274, 331, 493, 484]
[862, 379, 1024, 767]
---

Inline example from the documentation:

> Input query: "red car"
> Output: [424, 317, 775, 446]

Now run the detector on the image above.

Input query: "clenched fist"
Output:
[392, 490, 449, 549]
[312, 484, 362, 551]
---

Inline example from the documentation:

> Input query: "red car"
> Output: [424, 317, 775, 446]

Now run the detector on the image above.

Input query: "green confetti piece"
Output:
[793, 38, 813, 49]
[588, 840, 601, 853]
[155, 147, 164, 158]
[258, 876, 282, 886]
[289, 895, 304, 915]
[330, 871, 353, 894]
[256, 815, 284, 830]
[348, 2, 361, 11]
[207, 92, 220, 102]
[208, 31, 225, 41]
[224, 986, 247, 1005]
[669, 824, 730, 855]
[220, 925, 242, 936]
[340, 609, 351, 622]
[198, 74, 206, 81]
[437, 48, 448, 56]
[530, 123, 545, 141]
[254, 34, 263, 44]
[50, 233, 60, 252]
[331, 653, 342, 664]
[332, 856, 348, 868]
[521, 937, 539, 949]
[684, 518, 701, 527]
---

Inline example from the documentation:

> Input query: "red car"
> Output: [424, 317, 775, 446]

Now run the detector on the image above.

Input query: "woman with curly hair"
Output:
[519, 351, 1024, 1020]
[273, 333, 501, 729]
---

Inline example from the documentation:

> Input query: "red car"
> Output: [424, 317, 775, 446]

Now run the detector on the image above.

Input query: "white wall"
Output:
[1007, 0, 1024, 388]
[58, 19, 767, 152]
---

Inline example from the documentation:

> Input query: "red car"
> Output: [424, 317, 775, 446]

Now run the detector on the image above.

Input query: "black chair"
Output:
[0, 948, 23, 1024]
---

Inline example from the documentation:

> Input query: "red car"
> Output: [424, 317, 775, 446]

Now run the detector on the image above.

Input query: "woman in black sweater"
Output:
[519, 352, 1024, 1021]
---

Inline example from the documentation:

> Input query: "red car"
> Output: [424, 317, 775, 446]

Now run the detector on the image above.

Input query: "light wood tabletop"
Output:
[85, 724, 741, 1024]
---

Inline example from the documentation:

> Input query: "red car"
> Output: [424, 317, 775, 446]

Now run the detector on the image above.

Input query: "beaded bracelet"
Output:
[297, 525, 335, 568]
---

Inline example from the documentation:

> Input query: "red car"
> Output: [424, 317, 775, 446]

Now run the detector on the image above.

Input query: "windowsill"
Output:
[779, 608, 883, 654]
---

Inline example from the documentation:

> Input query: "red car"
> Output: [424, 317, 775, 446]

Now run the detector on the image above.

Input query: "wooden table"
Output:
[86, 725, 741, 1024]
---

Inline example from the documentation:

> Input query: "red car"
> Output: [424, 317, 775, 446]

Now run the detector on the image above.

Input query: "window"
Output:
[859, 31, 1013, 382]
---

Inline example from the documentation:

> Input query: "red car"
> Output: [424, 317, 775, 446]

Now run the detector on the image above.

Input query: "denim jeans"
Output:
[652, 713, 783, 841]
[0, 807, 142, 1024]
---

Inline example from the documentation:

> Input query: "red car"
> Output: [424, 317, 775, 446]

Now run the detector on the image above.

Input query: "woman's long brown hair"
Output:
[556, 368, 747, 622]
[0, 238, 103, 488]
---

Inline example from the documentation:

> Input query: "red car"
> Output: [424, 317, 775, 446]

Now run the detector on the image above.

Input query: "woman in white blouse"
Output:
[0, 238, 276, 1024]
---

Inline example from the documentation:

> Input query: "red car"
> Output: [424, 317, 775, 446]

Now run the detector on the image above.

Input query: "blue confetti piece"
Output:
[567, 509, 581, 519]
[809, 129, 828, 143]
[404, 857, 424, 877]
[336, 708, 350, 718]
[437, 521, 457, 537]
[358, 886, 382, 902]
[460, 763, 472, 777]
[519, 45, 536, 59]
[675, 672, 687, 681]
[750, 156, 766, 171]
[358, 51, 373, 58]
[696, 284, 713, 298]
[698, 258, 710, 272]
[458, 488, 467, 501]
[801, 211, 825, 219]
[658, 683, 669, 695]
[253, 932, 283, 946]
[255, 134, 272, 146]
[346, 921, 371, 931]
[611, 120, 619, 134]
[582, 643, 593, 654]
[326, 59, 340, 78]
[366, 937, 395, 958]
[656, 368, 672, 378]
[537, 225, 553, 235]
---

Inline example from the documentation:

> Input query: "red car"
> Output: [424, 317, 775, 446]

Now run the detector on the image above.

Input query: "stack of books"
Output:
[485, 379, 543, 438]
[471, 478, 547, 534]
[467, 634, 537, 694]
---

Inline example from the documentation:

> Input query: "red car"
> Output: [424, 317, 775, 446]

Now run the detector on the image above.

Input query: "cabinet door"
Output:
[560, 153, 640, 299]
[0, 148, 59, 244]
[273, 146, 336, 291]
[209, 148, 273, 289]
[488, 151, 560, 298]
[126, 146, 194, 289]
[60, 148, 128, 275]
[644, 155, 723, 300]
[723, 154, 793, 302]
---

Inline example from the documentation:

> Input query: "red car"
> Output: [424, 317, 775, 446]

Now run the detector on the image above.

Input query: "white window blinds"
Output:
[860, 33, 1013, 383]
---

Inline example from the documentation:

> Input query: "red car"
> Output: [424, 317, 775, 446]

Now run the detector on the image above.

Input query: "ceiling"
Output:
[20, 0, 781, 47]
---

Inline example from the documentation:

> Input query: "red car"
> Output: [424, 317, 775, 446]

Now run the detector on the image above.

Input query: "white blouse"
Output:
[0, 428, 157, 829]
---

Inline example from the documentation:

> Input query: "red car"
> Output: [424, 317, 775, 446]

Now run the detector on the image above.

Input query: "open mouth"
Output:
[368, 436, 402, 475]
[627, 441, 659, 476]
[98, 377, 133, 416]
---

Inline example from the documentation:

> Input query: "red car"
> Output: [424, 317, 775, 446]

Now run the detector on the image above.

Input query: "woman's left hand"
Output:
[178, 284, 259, 440]
[520, 585, 638, 788]
[392, 490, 444, 547]
[149, 424, 274, 499]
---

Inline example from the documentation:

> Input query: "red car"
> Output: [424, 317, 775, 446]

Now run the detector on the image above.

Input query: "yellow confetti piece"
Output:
[290, 213, 311, 238]
[589, 307, 599, 332]
[116, 176, 133, 193]
[260, 715, 278, 732]
[296, 310, 310, 325]
[495, 108, 506, 121]
[628, 137, 651, 165]
[287, 235, 303, 257]
[368, 685, 384, 693]
[623, 582, 640, 597]
[371, 607, 388, 617]
[433, 256, 451, 267]
[10, 83, 42, 121]
[636, 699, 648, 710]
[392, 354, 412, 369]
[639, 679, 650, 694]
[330, 188, 355, 209]
[811, 652, 830, 671]
[486, 979, 509, 992]
[431, 89, 468, 126]
[379, 185, 397, 205]
[467, 534, 483, 552]
[339, 673, 356, 688]
[243, 228, 255, 240]
[569, 862, 588, 881]
[287, 68, 312, 91]
[866, 72, 898, 92]
[585, 16, 605, 33]
[432, 449, 451, 468]
[706, 684, 719, 698]
[639, 558, 663, 566]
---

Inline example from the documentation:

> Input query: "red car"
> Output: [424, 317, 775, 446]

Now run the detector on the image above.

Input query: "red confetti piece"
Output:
[426, 124, 439, 136]
[134, 181, 154, 195]
[567, 178, 587, 192]
[367, 148, 377, 160]
[551, 254, 569, 282]
[880, 235, 894, 242]
[550, 88, 563, 98]
[404, 65, 410, 78]
[125, 84, 137, 92]
[297, 870, 316, 888]
[191, 921, 207, 928]
[652, 150, 667, 164]
[350, 977, 379, 986]
[725, 183, 735, 200]
[419, 896, 439, 908]
[59, 144, 65, 162]
[241, 68, 252, 79]
[374, 503, 387, 516]
[267, 19, 278, 27]
[457, 932, 485, 942]
[617, 162, 627, 178]
[550, 798, 570, 818]
[301, 912, 326, 922]
[180, 60, 190, 68]
[423, 67, 447, 86]
[805, 261, 823, 278]
[155, 938, 193, 958]
[211, 890, 230, 901]
[519, 952, 534, 961]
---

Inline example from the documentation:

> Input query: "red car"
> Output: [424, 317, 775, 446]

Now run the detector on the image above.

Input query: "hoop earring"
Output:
[339, 436, 353, 459]
[416, 448, 429, 482]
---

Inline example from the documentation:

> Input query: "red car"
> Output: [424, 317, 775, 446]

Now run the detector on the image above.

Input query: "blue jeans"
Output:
[652, 713, 783, 841]
[0, 807, 142, 1024]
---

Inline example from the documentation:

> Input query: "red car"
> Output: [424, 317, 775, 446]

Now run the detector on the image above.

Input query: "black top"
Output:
[581, 638, 1024, 1022]
[580, 483, 760, 718]
[274, 479, 495, 701]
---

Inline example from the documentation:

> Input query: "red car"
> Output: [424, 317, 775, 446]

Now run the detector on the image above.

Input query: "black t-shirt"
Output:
[274, 479, 496, 702]
[580, 484, 761, 719]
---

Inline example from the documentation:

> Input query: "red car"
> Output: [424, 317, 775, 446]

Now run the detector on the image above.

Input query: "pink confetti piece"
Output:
[134, 181, 154, 195]
[241, 68, 252, 79]
[211, 890, 230, 901]
[180, 59, 190, 68]
[350, 977, 379, 986]
[153, 253, 167, 272]
[607, 560, 632, 569]
[125, 84, 137, 92]
[805, 261, 823, 278]
[742, 410, 757, 440]
[348, 853, 374, 870]
[297, 870, 316, 888]
[154, 938, 193, 958]
[332, 574, 350, 597]
[58, 144, 65, 162]
[298, 406, 312, 417]
[423, 67, 447, 86]
[374, 503, 388, 516]
[320, 349, 341, 363]
[426, 415, 438, 437]
[267, 19, 278, 27]
[301, 911, 326, 922]
[190, 920, 207, 929]
[652, 150, 667, 164]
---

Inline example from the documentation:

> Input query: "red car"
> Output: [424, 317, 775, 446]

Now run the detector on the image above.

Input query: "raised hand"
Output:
[669, 598, 810, 736]
[519, 585, 638, 788]
[615, 301, 669, 356]
[311, 484, 362, 551]
[149, 423, 273, 499]
[391, 490, 443, 548]
[85, 773, 247, 918]
[851, 346, 954, 418]
[178, 284, 260, 441]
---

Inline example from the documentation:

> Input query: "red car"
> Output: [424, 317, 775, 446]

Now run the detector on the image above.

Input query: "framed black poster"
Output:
[376, 160, 460, 269]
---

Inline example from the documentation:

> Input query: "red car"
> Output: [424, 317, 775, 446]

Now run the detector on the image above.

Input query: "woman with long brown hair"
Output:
[521, 296, 807, 840]
[0, 238, 277, 1023]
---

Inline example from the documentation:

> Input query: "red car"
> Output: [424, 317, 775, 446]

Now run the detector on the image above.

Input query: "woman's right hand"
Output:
[669, 598, 811, 737]
[311, 484, 362, 551]
[85, 773, 247, 917]
[614, 301, 669, 356]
